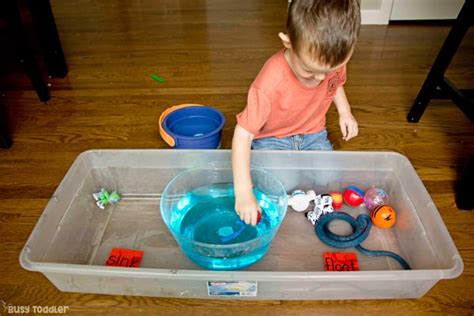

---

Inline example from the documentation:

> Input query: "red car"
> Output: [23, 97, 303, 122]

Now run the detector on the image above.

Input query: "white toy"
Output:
[305, 194, 334, 226]
[288, 190, 316, 212]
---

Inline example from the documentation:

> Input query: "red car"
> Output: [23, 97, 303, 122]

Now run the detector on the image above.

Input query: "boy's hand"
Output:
[339, 112, 358, 141]
[333, 87, 358, 141]
[235, 190, 261, 226]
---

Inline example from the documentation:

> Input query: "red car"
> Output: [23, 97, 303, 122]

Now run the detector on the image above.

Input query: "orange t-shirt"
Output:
[236, 50, 346, 139]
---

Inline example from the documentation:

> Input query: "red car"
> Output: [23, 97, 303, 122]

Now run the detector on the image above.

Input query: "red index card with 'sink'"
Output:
[323, 252, 359, 271]
[106, 248, 144, 268]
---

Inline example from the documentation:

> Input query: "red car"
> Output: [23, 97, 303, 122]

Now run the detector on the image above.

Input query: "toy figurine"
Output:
[305, 194, 334, 225]
[343, 186, 364, 207]
[93, 188, 121, 209]
[288, 190, 316, 212]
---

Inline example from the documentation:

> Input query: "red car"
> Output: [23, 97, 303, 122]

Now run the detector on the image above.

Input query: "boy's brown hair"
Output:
[287, 0, 361, 67]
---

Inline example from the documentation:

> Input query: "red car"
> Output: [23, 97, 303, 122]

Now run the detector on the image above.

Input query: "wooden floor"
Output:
[1, 0, 473, 314]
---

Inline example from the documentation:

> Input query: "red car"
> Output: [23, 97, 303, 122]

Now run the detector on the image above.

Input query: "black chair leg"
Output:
[456, 156, 474, 210]
[27, 0, 68, 78]
[4, 0, 50, 102]
[0, 102, 12, 149]
[407, 0, 473, 122]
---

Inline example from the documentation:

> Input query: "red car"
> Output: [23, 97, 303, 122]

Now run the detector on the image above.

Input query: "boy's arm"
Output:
[232, 124, 261, 226]
[333, 86, 358, 141]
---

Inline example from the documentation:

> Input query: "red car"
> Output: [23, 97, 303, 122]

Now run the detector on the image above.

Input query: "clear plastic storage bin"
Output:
[20, 150, 463, 300]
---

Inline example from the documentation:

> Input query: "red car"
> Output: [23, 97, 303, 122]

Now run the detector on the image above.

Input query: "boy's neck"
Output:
[283, 49, 323, 89]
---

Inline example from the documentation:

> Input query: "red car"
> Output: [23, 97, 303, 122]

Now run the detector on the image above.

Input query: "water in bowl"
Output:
[169, 183, 281, 270]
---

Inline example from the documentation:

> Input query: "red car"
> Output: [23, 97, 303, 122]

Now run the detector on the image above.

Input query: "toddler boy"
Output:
[232, 0, 361, 225]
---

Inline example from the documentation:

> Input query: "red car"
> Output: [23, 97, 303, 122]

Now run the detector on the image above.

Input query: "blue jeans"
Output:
[251, 129, 333, 151]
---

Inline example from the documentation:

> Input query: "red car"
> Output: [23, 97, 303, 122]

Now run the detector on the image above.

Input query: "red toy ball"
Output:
[343, 186, 364, 207]
[371, 205, 396, 228]
[330, 192, 343, 209]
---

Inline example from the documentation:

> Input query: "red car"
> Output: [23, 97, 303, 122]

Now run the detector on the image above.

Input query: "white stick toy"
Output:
[288, 190, 317, 212]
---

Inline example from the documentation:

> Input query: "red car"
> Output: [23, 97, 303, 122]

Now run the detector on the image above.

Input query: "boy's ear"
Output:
[278, 32, 292, 49]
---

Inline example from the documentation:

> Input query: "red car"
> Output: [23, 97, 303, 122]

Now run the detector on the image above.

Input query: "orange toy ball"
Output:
[371, 205, 396, 228]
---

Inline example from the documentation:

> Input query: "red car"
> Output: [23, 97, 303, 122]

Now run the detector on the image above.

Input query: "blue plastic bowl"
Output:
[160, 167, 288, 270]
[162, 106, 225, 149]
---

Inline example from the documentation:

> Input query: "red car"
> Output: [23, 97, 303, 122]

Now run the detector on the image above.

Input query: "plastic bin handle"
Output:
[158, 104, 203, 147]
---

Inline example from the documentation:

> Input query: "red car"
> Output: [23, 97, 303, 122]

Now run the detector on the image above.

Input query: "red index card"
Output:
[106, 248, 144, 268]
[323, 252, 359, 271]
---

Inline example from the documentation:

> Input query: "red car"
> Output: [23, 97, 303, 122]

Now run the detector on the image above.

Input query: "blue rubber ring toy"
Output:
[315, 212, 411, 270]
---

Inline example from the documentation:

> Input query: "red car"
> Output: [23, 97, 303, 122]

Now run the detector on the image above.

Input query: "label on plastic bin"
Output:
[106, 248, 144, 268]
[207, 281, 257, 297]
[323, 252, 359, 271]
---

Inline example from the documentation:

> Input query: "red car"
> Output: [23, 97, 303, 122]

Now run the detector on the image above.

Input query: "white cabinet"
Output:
[361, 0, 464, 24]
[390, 0, 464, 20]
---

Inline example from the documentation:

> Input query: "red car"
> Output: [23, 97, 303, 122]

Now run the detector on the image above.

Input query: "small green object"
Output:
[151, 74, 165, 83]
[109, 191, 121, 203]
[93, 188, 121, 209]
